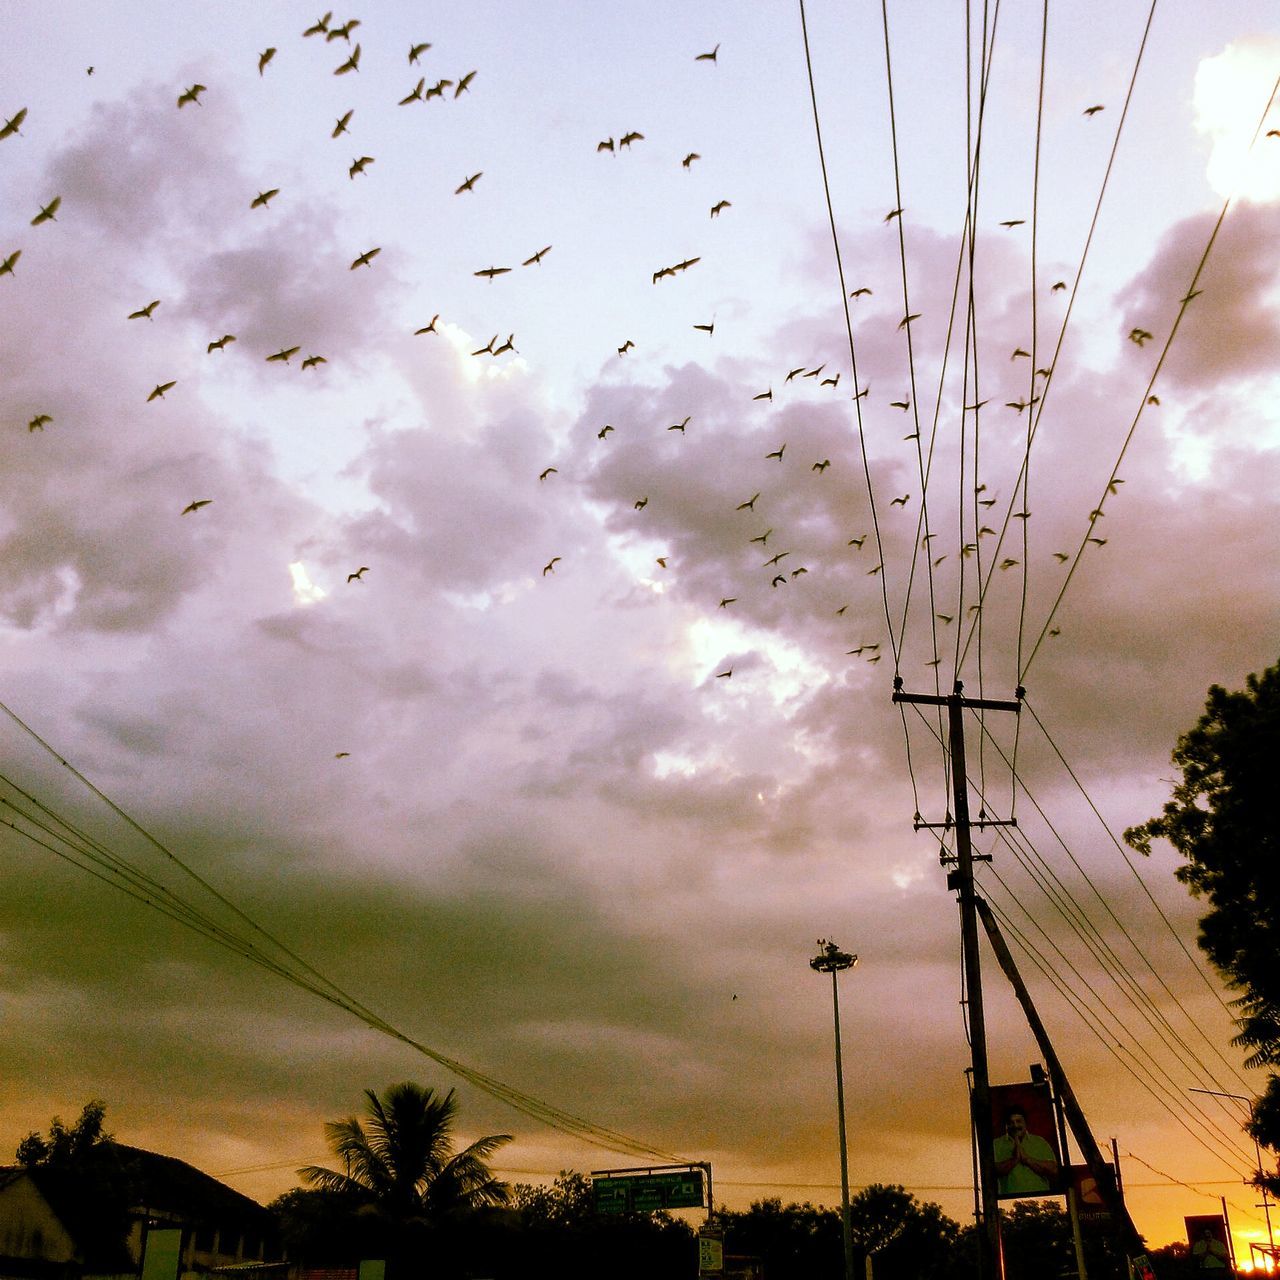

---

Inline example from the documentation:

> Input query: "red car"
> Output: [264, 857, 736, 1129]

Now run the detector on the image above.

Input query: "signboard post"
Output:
[591, 1166, 707, 1215]
[697, 1226, 724, 1276]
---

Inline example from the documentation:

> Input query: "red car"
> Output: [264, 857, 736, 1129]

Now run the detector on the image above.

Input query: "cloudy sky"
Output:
[2, 0, 1278, 1257]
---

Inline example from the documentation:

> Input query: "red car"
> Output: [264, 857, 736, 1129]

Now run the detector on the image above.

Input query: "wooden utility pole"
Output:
[893, 679, 1021, 1280]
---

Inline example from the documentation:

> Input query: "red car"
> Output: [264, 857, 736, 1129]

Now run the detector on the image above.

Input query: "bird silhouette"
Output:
[348, 155, 374, 178]
[266, 346, 300, 363]
[522, 245, 552, 266]
[765, 444, 785, 460]
[848, 535, 866, 548]
[539, 467, 557, 481]
[30, 197, 61, 226]
[597, 137, 615, 153]
[349, 247, 381, 269]
[1051, 280, 1066, 291]
[693, 322, 714, 335]
[884, 207, 903, 222]
[710, 200, 730, 217]
[737, 493, 759, 511]
[822, 374, 840, 388]
[1, 108, 29, 138]
[258, 47, 276, 75]
[28, 414, 51, 432]
[617, 339, 634, 355]
[1053, 551, 1070, 562]
[471, 335, 497, 356]
[147, 381, 176, 401]
[771, 575, 787, 588]
[656, 558, 668, 568]
[408, 42, 431, 63]
[181, 499, 211, 514]
[812, 459, 830, 473]
[492, 334, 516, 356]
[176, 85, 205, 109]
[334, 45, 361, 75]
[327, 19, 360, 41]
[347, 567, 370, 582]
[634, 497, 648, 510]
[207, 334, 236, 352]
[474, 266, 511, 279]
[696, 43, 720, 62]
[332, 110, 353, 138]
[542, 557, 561, 575]
[764, 551, 790, 567]
[334, 751, 350, 759]
[619, 130, 644, 147]
[1000, 219, 1024, 228]
[414, 316, 440, 335]
[890, 494, 910, 506]
[1083, 104, 1105, 116]
[683, 152, 700, 168]
[749, 530, 772, 545]
[754, 389, 773, 402]
[890, 399, 909, 410]
[455, 70, 477, 97]
[898, 313, 920, 329]
[129, 300, 160, 320]
[303, 13, 332, 37]
[717, 668, 732, 678]
[250, 189, 279, 209]
[0, 250, 21, 276]
[785, 367, 805, 382]
[849, 286, 872, 298]
[597, 425, 614, 439]
[399, 78, 426, 105]
[669, 416, 690, 432]
[719, 598, 736, 608]
[1129, 327, 1153, 346]
[455, 172, 482, 194]
[301, 354, 327, 370]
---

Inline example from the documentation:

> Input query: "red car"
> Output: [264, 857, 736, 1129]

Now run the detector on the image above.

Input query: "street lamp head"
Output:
[811, 939, 858, 973]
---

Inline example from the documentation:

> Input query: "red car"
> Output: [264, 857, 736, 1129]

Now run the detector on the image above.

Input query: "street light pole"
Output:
[812, 939, 858, 1280]
[1189, 1088, 1275, 1256]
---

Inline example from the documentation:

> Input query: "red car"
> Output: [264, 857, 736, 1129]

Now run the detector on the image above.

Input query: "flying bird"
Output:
[1087, 537, 1107, 546]
[425, 79, 453, 99]
[717, 668, 732, 678]
[455, 70, 477, 97]
[719, 598, 736, 608]
[1053, 551, 1070, 562]
[30, 197, 61, 226]
[347, 567, 369, 582]
[764, 552, 789, 567]
[634, 497, 648, 510]
[350, 247, 381, 269]
[542, 557, 561, 576]
[266, 346, 301, 363]
[597, 137, 614, 153]
[474, 265, 511, 279]
[890, 399, 909, 410]
[176, 85, 205, 108]
[128, 299, 160, 320]
[1052, 280, 1066, 291]
[303, 13, 332, 37]
[258, 47, 276, 75]
[408, 41, 431, 63]
[693, 322, 714, 334]
[207, 334, 236, 352]
[619, 130, 644, 147]
[884, 207, 903, 222]
[803, 364, 825, 379]
[327, 19, 360, 41]
[1000, 219, 1025, 228]
[669, 416, 690, 432]
[785, 367, 805, 381]
[771, 575, 787, 588]
[737, 493, 759, 511]
[1011, 347, 1030, 360]
[1, 108, 29, 138]
[455, 172, 482, 194]
[1083, 104, 1105, 116]
[348, 155, 374, 178]
[765, 444, 785, 460]
[333, 44, 361, 75]
[181, 499, 212, 514]
[847, 535, 866, 548]
[683, 152, 700, 168]
[597, 425, 614, 439]
[399, 78, 426, 105]
[617, 339, 634, 355]
[28, 414, 51, 432]
[812, 459, 830, 472]
[334, 751, 350, 759]
[492, 334, 516, 355]
[414, 315, 439, 335]
[522, 245, 552, 266]
[470, 335, 497, 356]
[301, 354, 327, 369]
[696, 43, 720, 62]
[754, 389, 773, 402]
[890, 494, 910, 506]
[656, 558, 668, 568]
[749, 530, 771, 545]
[822, 373, 840, 388]
[250, 189, 279, 209]
[1128, 327, 1153, 347]
[710, 200, 731, 217]
[539, 467, 557, 481]
[898, 313, 920, 329]
[332, 110, 353, 138]
[849, 286, 872, 298]
[0, 250, 21, 276]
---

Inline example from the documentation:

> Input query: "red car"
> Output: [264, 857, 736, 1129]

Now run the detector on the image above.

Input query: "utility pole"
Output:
[893, 679, 1021, 1280]
[1190, 1088, 1275, 1258]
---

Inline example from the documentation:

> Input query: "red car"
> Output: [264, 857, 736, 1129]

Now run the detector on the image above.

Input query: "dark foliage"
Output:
[1125, 658, 1280, 1187]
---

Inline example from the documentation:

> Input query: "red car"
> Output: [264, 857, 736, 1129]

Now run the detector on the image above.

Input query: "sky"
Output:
[1, 0, 1279, 1261]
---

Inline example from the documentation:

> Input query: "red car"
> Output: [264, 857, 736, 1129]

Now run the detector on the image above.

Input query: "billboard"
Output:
[989, 1081, 1063, 1199]
[1185, 1215, 1232, 1273]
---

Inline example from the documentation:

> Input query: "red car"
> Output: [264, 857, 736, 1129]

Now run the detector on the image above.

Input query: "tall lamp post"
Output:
[1189, 1087, 1275, 1259]
[811, 939, 858, 1280]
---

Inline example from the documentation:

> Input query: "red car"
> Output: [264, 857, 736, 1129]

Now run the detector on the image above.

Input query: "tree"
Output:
[298, 1082, 512, 1220]
[15, 1099, 112, 1167]
[1126, 657, 1280, 1183]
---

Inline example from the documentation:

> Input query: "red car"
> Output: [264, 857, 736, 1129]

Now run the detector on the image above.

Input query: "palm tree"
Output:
[299, 1083, 512, 1221]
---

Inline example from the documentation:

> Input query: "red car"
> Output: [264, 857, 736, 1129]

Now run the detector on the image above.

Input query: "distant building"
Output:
[0, 1143, 281, 1280]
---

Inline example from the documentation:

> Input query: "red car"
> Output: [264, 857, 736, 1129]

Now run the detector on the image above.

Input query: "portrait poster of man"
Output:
[990, 1081, 1063, 1199]
[1185, 1215, 1233, 1274]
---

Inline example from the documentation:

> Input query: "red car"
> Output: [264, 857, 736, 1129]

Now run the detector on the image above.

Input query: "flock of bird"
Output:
[0, 13, 1180, 699]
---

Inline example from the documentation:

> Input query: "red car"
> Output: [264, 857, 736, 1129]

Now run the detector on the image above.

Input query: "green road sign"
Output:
[592, 1168, 705, 1214]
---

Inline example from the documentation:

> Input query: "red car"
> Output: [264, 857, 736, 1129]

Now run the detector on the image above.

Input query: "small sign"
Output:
[698, 1229, 724, 1275]
[592, 1168, 705, 1213]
